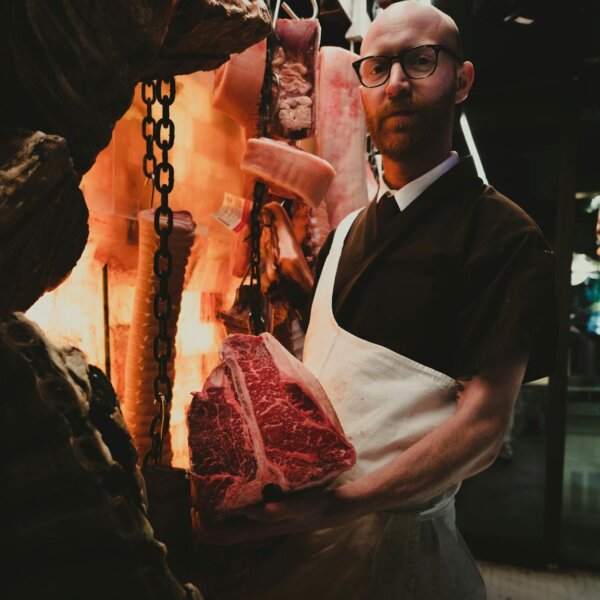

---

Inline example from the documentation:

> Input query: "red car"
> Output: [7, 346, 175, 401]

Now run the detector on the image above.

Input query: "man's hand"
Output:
[191, 485, 375, 546]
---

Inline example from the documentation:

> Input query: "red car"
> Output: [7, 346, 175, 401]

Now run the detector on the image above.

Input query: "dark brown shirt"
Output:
[308, 157, 556, 383]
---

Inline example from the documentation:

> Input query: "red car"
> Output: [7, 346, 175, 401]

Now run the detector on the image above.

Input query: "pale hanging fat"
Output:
[122, 208, 196, 464]
[241, 137, 336, 208]
[316, 47, 370, 228]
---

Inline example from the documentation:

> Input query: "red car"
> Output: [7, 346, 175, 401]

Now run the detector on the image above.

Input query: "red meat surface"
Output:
[188, 333, 355, 515]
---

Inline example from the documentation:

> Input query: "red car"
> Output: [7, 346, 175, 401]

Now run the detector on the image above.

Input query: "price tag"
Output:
[212, 193, 251, 232]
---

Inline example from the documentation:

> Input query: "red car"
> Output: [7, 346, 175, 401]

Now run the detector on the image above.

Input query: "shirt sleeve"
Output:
[452, 222, 557, 383]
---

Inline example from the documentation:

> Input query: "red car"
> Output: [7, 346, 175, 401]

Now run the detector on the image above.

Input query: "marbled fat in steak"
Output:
[188, 333, 355, 514]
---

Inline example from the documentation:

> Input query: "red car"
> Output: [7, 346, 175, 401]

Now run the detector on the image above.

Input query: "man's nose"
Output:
[385, 61, 411, 97]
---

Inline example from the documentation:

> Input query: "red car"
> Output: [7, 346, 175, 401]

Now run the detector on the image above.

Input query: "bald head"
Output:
[357, 0, 475, 181]
[362, 1, 462, 59]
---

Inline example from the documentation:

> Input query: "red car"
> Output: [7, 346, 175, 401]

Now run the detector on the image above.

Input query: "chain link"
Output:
[248, 32, 276, 335]
[141, 80, 157, 181]
[142, 77, 176, 466]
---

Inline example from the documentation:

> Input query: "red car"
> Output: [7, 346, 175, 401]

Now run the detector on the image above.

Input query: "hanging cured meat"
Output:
[296, 139, 331, 259]
[316, 46, 370, 228]
[0, 313, 202, 599]
[187, 333, 356, 515]
[212, 40, 267, 137]
[143, 0, 271, 79]
[2, 1, 270, 325]
[122, 209, 196, 464]
[212, 17, 320, 140]
[5, 0, 270, 175]
[0, 130, 88, 314]
[308, 200, 331, 258]
[261, 201, 313, 293]
[271, 18, 321, 140]
[241, 138, 336, 208]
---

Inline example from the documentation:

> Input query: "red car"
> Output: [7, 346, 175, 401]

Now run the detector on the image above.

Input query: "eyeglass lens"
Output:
[359, 46, 438, 87]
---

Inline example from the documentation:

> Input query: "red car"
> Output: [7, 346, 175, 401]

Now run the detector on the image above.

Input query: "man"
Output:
[192, 2, 556, 598]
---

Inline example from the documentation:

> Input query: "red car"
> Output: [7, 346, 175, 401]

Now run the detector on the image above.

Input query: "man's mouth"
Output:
[385, 109, 418, 117]
[381, 109, 419, 127]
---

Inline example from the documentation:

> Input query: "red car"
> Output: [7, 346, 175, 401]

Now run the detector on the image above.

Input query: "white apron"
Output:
[241, 209, 486, 600]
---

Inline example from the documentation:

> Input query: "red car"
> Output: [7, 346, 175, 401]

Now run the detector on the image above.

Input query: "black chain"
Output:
[143, 77, 176, 466]
[141, 80, 157, 183]
[248, 32, 276, 335]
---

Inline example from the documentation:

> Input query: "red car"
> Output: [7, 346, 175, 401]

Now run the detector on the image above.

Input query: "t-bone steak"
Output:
[187, 333, 355, 514]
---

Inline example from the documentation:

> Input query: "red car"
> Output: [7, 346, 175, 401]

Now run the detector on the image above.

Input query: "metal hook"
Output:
[145, 174, 156, 208]
[277, 0, 319, 24]
[270, 72, 281, 119]
[273, 0, 283, 27]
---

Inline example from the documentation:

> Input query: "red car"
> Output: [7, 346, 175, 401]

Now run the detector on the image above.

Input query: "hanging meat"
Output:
[0, 312, 203, 599]
[187, 333, 356, 515]
[0, 129, 88, 314]
[212, 39, 267, 137]
[4, 0, 271, 174]
[260, 201, 314, 308]
[241, 138, 336, 208]
[316, 46, 370, 228]
[232, 139, 336, 323]
[308, 199, 332, 258]
[212, 17, 320, 140]
[228, 146, 334, 338]
[270, 18, 321, 140]
[122, 209, 196, 464]
[143, 0, 271, 79]
[1, 0, 270, 325]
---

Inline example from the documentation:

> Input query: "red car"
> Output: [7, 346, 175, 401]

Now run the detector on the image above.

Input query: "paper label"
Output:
[212, 193, 251, 232]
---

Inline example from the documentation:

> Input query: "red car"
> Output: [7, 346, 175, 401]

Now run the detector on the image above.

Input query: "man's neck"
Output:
[381, 146, 453, 190]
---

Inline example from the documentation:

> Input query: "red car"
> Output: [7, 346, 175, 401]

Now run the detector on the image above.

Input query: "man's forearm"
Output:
[191, 357, 528, 545]
[334, 357, 528, 514]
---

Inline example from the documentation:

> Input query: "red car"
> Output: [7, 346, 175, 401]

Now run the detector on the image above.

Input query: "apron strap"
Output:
[331, 208, 363, 253]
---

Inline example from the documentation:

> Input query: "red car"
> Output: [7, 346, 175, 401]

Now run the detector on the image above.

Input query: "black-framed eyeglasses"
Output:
[352, 44, 464, 88]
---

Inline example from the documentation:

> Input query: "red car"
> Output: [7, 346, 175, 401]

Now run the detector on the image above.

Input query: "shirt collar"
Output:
[377, 151, 460, 211]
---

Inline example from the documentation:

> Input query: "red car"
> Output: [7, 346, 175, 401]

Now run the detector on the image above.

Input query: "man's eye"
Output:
[370, 62, 388, 74]
[408, 54, 434, 67]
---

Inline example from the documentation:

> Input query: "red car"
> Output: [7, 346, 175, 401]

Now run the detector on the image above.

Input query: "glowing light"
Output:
[504, 14, 534, 25]
[460, 112, 488, 184]
[571, 252, 600, 286]
[177, 291, 218, 357]
[171, 291, 223, 468]
[25, 241, 105, 366]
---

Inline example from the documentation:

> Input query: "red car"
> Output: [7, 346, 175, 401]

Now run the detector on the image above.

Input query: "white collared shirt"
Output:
[377, 151, 460, 211]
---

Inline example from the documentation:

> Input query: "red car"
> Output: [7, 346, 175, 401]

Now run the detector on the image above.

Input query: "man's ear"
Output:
[455, 61, 475, 104]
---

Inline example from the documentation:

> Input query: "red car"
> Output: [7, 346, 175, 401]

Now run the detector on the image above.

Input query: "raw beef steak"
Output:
[188, 333, 355, 514]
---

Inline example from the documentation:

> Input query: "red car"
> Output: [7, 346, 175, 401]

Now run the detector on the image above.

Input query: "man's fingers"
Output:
[244, 489, 331, 522]
[244, 502, 289, 522]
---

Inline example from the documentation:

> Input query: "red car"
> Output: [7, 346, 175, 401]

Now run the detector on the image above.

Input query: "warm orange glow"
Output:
[25, 240, 105, 368]
[178, 291, 218, 357]
[26, 71, 246, 469]
[171, 290, 224, 468]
